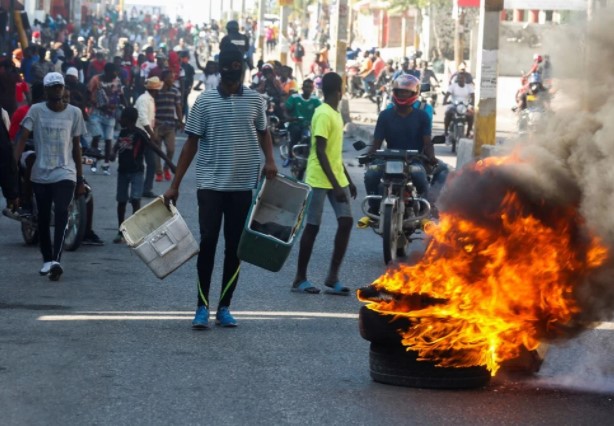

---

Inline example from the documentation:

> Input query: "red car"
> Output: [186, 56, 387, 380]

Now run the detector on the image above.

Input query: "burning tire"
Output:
[369, 343, 491, 389]
[358, 305, 410, 346]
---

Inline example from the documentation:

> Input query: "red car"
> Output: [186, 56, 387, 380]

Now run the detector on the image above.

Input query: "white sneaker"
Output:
[49, 261, 63, 281]
[102, 163, 111, 176]
[39, 261, 53, 276]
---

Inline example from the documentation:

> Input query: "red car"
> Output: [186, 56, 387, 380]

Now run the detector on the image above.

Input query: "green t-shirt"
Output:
[305, 103, 349, 189]
[284, 94, 322, 125]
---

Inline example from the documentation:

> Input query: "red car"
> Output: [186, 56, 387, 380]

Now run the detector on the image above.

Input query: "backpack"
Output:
[294, 43, 305, 60]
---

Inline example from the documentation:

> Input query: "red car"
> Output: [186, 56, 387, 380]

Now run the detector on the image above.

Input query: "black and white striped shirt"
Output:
[185, 86, 267, 191]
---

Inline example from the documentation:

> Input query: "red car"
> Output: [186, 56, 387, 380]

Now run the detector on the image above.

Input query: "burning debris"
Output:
[359, 157, 608, 376]
[359, 9, 614, 378]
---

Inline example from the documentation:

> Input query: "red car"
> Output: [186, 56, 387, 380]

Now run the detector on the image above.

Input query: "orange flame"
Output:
[359, 157, 608, 376]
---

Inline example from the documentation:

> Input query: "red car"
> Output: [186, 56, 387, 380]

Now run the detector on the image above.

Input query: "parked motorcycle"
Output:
[263, 94, 288, 146]
[279, 119, 311, 181]
[446, 100, 470, 154]
[354, 141, 431, 265]
[2, 155, 95, 251]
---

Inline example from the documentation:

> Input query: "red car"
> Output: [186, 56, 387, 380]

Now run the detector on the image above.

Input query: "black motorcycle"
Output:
[3, 155, 95, 251]
[263, 94, 288, 146]
[279, 119, 311, 181]
[355, 141, 432, 265]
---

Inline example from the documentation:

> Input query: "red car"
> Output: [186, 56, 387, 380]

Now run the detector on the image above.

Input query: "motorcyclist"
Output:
[392, 57, 420, 80]
[283, 79, 322, 167]
[361, 75, 447, 223]
[516, 72, 550, 112]
[419, 60, 440, 97]
[375, 59, 395, 90]
[523, 53, 543, 80]
[359, 50, 375, 97]
[448, 62, 474, 85]
[443, 72, 475, 138]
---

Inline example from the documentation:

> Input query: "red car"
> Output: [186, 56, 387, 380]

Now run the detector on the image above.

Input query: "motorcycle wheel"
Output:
[279, 142, 289, 161]
[63, 196, 87, 252]
[382, 203, 399, 265]
[21, 220, 39, 245]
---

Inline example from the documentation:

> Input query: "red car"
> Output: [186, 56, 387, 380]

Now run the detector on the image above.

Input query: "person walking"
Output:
[87, 62, 126, 175]
[291, 72, 356, 295]
[290, 38, 305, 82]
[153, 69, 182, 182]
[14, 72, 87, 281]
[163, 46, 277, 330]
[136, 76, 163, 198]
[111, 107, 175, 243]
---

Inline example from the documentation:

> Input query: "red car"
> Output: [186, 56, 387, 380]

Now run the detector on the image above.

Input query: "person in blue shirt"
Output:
[392, 58, 421, 81]
[361, 74, 448, 223]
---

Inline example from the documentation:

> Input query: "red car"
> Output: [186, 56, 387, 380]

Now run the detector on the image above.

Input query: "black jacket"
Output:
[0, 123, 18, 201]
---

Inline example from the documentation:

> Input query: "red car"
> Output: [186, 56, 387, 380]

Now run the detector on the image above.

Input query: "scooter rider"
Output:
[516, 72, 550, 112]
[361, 75, 443, 224]
[283, 78, 321, 167]
[443, 72, 475, 138]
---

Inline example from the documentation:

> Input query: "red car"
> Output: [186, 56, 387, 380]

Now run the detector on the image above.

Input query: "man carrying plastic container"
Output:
[291, 72, 357, 295]
[163, 46, 277, 329]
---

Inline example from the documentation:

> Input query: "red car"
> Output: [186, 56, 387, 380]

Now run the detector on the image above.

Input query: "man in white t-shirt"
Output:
[443, 73, 475, 138]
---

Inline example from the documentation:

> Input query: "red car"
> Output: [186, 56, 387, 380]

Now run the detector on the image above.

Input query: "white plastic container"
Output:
[120, 197, 199, 279]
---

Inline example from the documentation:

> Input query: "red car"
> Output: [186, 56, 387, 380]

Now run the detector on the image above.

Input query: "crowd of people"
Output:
[0, 8, 462, 329]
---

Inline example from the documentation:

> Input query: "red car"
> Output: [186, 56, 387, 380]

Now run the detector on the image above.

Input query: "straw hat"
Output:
[145, 76, 163, 90]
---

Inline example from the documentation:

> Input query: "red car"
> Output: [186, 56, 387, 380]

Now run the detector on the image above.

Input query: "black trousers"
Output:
[196, 189, 252, 309]
[33, 180, 76, 262]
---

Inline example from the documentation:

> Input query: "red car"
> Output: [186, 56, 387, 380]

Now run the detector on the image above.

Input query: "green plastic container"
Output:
[238, 174, 312, 272]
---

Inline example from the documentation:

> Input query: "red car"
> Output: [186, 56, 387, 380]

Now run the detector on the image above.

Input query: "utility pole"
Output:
[473, 0, 503, 157]
[258, 0, 266, 61]
[330, 0, 350, 122]
[279, 4, 290, 65]
[454, 4, 465, 67]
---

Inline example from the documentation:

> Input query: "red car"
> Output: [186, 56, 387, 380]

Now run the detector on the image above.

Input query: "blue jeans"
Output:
[362, 73, 375, 94]
[364, 161, 430, 214]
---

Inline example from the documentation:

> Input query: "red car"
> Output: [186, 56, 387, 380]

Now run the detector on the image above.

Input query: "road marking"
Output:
[37, 311, 360, 321]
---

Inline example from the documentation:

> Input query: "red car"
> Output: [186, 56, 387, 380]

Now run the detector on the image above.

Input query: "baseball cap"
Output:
[66, 67, 79, 78]
[43, 72, 65, 87]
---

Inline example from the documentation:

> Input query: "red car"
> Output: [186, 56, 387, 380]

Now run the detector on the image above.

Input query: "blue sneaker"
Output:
[282, 158, 291, 168]
[192, 306, 210, 329]
[215, 306, 238, 327]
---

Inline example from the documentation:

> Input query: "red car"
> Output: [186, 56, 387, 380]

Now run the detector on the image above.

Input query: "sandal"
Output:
[291, 281, 321, 294]
[324, 282, 350, 296]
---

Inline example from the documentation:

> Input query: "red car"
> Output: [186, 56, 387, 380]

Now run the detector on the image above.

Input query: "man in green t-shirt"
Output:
[291, 72, 356, 296]
[283, 79, 321, 167]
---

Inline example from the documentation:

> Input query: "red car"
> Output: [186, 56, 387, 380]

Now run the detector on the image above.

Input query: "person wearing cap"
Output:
[448, 61, 474, 85]
[135, 76, 163, 198]
[220, 20, 250, 57]
[14, 72, 87, 281]
[64, 67, 88, 124]
[163, 46, 277, 329]
[147, 53, 168, 80]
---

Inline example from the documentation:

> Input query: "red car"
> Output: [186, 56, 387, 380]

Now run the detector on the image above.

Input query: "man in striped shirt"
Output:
[164, 46, 277, 330]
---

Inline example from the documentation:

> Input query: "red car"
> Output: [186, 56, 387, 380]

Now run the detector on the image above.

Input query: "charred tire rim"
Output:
[64, 196, 87, 252]
[21, 221, 39, 245]
[369, 343, 491, 389]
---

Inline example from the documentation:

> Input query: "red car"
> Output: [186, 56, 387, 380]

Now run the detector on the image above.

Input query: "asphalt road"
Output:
[0, 97, 613, 425]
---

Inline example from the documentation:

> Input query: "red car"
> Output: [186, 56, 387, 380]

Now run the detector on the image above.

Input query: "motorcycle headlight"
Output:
[385, 160, 404, 175]
[456, 104, 467, 115]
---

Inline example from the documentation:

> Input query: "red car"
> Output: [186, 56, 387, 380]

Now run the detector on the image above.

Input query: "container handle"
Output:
[151, 230, 178, 257]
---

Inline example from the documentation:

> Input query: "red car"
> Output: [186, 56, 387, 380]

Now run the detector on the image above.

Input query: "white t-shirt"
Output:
[448, 82, 474, 103]
[21, 104, 87, 184]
